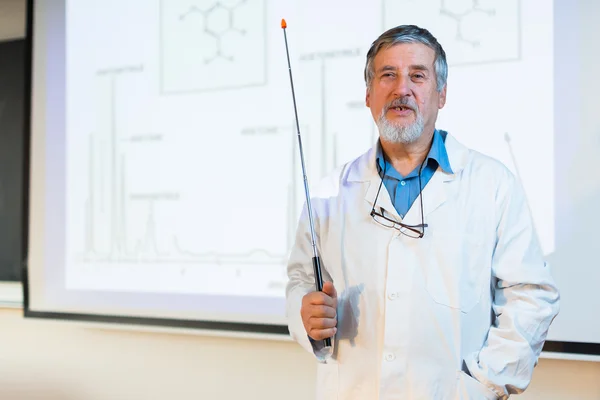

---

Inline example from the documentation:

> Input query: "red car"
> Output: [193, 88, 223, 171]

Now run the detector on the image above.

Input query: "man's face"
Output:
[365, 42, 446, 144]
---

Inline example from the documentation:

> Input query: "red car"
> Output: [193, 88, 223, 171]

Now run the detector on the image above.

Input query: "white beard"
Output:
[377, 106, 425, 144]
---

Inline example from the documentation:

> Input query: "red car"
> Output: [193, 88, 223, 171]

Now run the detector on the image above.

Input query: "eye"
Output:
[413, 73, 425, 79]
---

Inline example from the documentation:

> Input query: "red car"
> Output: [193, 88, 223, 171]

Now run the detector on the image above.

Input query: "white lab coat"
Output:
[286, 133, 560, 400]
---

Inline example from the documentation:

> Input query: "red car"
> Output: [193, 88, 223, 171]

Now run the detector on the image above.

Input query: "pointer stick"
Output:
[281, 19, 332, 349]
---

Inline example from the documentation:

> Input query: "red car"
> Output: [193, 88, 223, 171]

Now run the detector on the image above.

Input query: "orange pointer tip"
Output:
[281, 18, 287, 29]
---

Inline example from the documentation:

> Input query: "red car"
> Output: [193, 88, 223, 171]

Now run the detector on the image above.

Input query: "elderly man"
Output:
[286, 24, 560, 399]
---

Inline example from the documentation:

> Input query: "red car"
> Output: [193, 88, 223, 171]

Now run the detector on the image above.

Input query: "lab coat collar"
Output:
[347, 132, 470, 223]
[347, 132, 468, 184]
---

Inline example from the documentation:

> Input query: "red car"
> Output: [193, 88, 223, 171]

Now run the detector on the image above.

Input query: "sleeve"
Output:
[285, 203, 334, 362]
[464, 171, 561, 399]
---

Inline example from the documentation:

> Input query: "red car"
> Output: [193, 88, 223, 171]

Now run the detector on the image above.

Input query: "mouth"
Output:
[389, 105, 413, 112]
[387, 105, 414, 116]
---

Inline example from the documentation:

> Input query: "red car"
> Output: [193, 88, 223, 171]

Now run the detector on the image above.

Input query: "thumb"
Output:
[322, 281, 337, 299]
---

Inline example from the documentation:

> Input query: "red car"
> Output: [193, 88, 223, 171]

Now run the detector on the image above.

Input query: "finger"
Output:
[322, 281, 337, 299]
[309, 327, 337, 341]
[307, 292, 335, 307]
[308, 305, 336, 319]
[307, 317, 337, 330]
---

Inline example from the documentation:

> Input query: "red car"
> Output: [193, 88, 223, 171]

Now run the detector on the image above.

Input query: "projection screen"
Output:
[24, 0, 600, 356]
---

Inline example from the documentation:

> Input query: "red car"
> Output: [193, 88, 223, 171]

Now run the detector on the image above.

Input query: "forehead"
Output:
[373, 42, 436, 69]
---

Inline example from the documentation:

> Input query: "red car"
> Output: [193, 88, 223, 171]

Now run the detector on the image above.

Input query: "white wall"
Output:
[0, 308, 319, 400]
[0, 307, 599, 400]
[1, 1, 600, 399]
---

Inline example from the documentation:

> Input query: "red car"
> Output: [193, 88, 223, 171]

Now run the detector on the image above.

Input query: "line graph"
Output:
[80, 70, 306, 267]
[298, 48, 374, 177]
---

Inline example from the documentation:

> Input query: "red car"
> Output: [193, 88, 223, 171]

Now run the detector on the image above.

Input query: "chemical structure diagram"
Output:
[439, 0, 496, 47]
[179, 0, 247, 64]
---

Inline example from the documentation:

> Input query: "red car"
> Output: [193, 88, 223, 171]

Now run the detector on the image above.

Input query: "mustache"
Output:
[385, 97, 418, 112]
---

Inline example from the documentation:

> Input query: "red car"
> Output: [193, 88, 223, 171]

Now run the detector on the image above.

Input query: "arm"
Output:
[465, 172, 560, 399]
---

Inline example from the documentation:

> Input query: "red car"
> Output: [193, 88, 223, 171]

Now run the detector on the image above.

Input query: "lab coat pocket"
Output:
[424, 232, 487, 313]
[315, 361, 339, 400]
[456, 371, 499, 399]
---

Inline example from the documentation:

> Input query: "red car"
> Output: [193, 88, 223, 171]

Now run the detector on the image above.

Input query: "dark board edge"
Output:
[21, 0, 33, 305]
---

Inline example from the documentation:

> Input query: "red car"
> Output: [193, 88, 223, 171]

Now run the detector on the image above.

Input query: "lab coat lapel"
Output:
[364, 174, 402, 220]
[402, 168, 449, 226]
[402, 132, 470, 225]
[358, 147, 403, 221]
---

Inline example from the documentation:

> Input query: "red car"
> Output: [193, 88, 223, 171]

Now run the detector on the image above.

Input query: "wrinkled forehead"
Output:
[373, 42, 436, 71]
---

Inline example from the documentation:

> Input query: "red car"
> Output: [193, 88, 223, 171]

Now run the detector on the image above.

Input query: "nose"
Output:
[392, 75, 412, 98]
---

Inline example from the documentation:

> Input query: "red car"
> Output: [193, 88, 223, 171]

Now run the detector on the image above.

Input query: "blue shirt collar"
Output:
[376, 129, 454, 178]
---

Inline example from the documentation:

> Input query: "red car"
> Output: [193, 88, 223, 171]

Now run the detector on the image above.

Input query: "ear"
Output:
[438, 85, 447, 109]
[365, 87, 371, 107]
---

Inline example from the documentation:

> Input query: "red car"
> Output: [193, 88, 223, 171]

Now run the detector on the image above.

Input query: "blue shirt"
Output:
[376, 129, 453, 218]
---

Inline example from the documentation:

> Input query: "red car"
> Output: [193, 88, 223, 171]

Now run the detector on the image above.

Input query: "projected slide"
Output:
[385, 0, 521, 65]
[63, 0, 553, 300]
[160, 0, 268, 93]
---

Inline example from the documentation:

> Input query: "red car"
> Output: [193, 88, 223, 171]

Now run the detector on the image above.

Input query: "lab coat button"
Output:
[385, 353, 395, 361]
[388, 292, 398, 300]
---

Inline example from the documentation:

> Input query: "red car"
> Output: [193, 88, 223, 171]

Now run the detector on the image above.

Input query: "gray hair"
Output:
[364, 25, 447, 92]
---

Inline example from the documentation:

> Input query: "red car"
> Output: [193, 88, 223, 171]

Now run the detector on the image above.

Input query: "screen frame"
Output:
[19, 0, 600, 358]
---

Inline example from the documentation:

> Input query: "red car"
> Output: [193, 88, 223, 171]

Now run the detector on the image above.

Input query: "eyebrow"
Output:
[376, 64, 431, 74]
